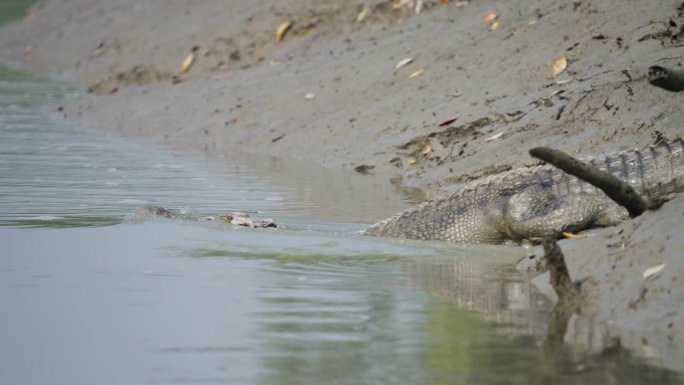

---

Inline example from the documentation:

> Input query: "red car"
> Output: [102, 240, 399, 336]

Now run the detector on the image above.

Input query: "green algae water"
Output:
[1, 66, 683, 385]
[0, 1, 34, 25]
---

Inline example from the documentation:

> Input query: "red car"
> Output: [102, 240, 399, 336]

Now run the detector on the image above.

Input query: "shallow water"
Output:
[1, 65, 683, 385]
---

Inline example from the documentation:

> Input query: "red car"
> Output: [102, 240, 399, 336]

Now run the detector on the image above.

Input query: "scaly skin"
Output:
[362, 139, 684, 244]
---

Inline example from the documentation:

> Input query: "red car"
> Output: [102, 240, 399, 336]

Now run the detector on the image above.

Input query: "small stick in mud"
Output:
[529, 146, 648, 217]
[541, 237, 579, 302]
[648, 65, 684, 92]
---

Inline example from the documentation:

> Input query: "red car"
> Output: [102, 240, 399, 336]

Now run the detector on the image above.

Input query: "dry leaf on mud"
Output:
[354, 164, 375, 174]
[356, 5, 370, 22]
[408, 156, 417, 165]
[481, 12, 498, 24]
[179, 53, 195, 73]
[409, 69, 424, 78]
[91, 40, 106, 57]
[276, 21, 292, 42]
[643, 263, 666, 279]
[23, 10, 37, 22]
[552, 56, 567, 78]
[438, 115, 459, 126]
[415, 0, 423, 14]
[396, 57, 414, 69]
[554, 78, 573, 85]
[393, 0, 421, 12]
[22, 45, 32, 60]
[485, 131, 504, 142]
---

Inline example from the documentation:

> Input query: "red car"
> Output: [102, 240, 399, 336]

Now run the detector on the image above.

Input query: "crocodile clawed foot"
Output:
[562, 231, 589, 239]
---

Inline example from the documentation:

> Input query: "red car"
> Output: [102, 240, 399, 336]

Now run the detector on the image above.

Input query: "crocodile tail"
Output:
[634, 137, 684, 204]
[359, 212, 394, 237]
[552, 138, 684, 204]
[360, 201, 431, 238]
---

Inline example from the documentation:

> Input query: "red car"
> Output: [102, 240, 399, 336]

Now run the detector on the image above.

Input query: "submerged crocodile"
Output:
[362, 138, 684, 245]
[134, 205, 277, 228]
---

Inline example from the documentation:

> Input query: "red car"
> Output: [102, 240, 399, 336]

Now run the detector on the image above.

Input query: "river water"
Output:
[1, 50, 683, 385]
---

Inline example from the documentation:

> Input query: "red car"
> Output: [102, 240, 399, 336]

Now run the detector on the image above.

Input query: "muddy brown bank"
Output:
[1, 0, 683, 370]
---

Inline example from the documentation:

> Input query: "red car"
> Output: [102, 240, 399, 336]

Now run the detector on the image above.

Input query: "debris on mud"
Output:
[88, 65, 171, 94]
[648, 65, 684, 92]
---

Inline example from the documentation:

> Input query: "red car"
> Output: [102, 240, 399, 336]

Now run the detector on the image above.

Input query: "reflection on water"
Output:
[1, 66, 683, 385]
[4, 222, 683, 385]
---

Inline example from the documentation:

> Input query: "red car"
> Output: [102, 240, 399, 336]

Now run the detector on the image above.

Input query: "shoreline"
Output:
[1, 0, 683, 370]
[3, 0, 683, 191]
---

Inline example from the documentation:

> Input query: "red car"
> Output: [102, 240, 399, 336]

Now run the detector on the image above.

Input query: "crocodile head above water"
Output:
[135, 205, 278, 228]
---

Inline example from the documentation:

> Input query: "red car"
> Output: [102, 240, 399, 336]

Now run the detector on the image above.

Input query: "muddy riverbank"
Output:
[1, 0, 683, 371]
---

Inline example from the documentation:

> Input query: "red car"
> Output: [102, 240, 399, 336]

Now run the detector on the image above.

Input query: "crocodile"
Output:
[134, 205, 277, 228]
[362, 138, 684, 245]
